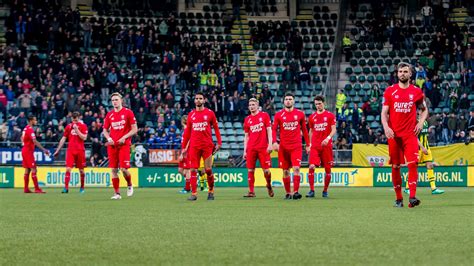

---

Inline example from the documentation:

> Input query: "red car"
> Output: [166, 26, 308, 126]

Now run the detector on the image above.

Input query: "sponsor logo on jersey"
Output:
[282, 121, 298, 130]
[192, 121, 208, 131]
[394, 101, 414, 113]
[249, 122, 264, 133]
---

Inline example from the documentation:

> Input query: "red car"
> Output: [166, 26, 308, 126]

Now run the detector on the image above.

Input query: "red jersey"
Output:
[272, 108, 309, 149]
[383, 84, 424, 138]
[182, 108, 222, 149]
[64, 121, 88, 151]
[308, 110, 336, 147]
[22, 125, 36, 152]
[103, 107, 137, 145]
[244, 111, 272, 151]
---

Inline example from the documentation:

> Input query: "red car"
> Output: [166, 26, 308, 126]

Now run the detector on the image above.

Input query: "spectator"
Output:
[335, 89, 347, 114]
[231, 40, 242, 66]
[421, 1, 433, 28]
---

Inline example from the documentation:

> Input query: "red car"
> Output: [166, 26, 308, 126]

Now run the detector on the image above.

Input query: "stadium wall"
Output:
[0, 166, 473, 188]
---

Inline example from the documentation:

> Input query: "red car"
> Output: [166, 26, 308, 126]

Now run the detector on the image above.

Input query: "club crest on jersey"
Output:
[204, 115, 208, 120]
[409, 94, 414, 101]
[282, 116, 286, 120]
[259, 117, 262, 122]
[394, 95, 399, 99]
[121, 115, 125, 119]
[324, 117, 327, 121]
[294, 115, 297, 120]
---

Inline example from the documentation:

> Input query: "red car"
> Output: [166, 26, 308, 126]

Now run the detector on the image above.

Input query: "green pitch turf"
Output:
[0, 187, 473, 265]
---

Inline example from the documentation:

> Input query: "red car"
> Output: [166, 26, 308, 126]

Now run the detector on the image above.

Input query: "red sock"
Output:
[32, 172, 40, 190]
[205, 169, 215, 192]
[184, 177, 191, 191]
[293, 174, 301, 193]
[80, 172, 85, 189]
[323, 165, 331, 192]
[264, 170, 271, 186]
[112, 177, 120, 194]
[248, 171, 255, 193]
[408, 163, 418, 198]
[392, 167, 403, 200]
[65, 172, 71, 190]
[24, 173, 30, 191]
[124, 172, 132, 186]
[190, 170, 198, 194]
[283, 176, 291, 194]
[308, 168, 315, 191]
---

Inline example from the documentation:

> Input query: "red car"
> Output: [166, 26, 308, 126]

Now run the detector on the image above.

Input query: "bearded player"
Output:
[22, 115, 50, 193]
[103, 92, 138, 200]
[272, 92, 310, 200]
[181, 92, 222, 201]
[306, 95, 336, 198]
[243, 98, 274, 198]
[381, 62, 428, 208]
[53, 112, 88, 193]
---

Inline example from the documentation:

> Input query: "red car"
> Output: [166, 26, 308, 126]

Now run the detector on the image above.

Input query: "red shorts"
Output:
[246, 149, 272, 169]
[309, 146, 333, 167]
[178, 154, 190, 169]
[278, 146, 302, 169]
[22, 149, 36, 168]
[107, 144, 131, 169]
[188, 146, 213, 169]
[66, 149, 86, 169]
[388, 135, 419, 165]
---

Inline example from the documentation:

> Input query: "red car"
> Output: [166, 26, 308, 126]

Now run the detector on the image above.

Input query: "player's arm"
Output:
[418, 138, 428, 155]
[301, 115, 310, 151]
[118, 123, 138, 144]
[266, 126, 273, 153]
[102, 116, 114, 145]
[415, 99, 428, 135]
[181, 118, 192, 153]
[34, 139, 50, 156]
[74, 125, 88, 140]
[243, 132, 249, 159]
[381, 105, 394, 139]
[53, 136, 67, 157]
[212, 114, 222, 152]
[272, 116, 279, 150]
[322, 124, 336, 147]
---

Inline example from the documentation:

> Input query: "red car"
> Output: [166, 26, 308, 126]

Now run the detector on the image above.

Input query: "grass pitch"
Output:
[0, 187, 473, 265]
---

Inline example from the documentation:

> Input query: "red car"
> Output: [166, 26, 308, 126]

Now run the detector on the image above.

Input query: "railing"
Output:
[323, 0, 346, 113]
[0, 141, 354, 166]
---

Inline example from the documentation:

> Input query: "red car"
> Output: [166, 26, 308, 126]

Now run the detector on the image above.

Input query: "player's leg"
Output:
[203, 148, 215, 200]
[403, 136, 421, 208]
[279, 147, 292, 199]
[290, 147, 303, 200]
[63, 150, 75, 193]
[259, 150, 274, 197]
[118, 145, 133, 197]
[405, 149, 423, 194]
[244, 149, 257, 197]
[62, 167, 72, 193]
[423, 149, 444, 194]
[322, 147, 334, 198]
[78, 168, 85, 193]
[108, 146, 121, 199]
[427, 161, 444, 194]
[187, 147, 202, 200]
[31, 167, 45, 193]
[388, 138, 404, 206]
[23, 168, 32, 193]
[178, 167, 190, 193]
[198, 158, 207, 191]
[307, 148, 320, 198]
[77, 150, 86, 193]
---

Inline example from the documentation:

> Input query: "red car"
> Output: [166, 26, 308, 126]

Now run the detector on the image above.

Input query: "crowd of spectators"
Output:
[0, 0, 278, 163]
[339, 0, 474, 147]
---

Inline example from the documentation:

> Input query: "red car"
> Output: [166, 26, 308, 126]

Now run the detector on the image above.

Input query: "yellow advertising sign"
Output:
[254, 168, 373, 187]
[14, 167, 138, 188]
[353, 143, 474, 166]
